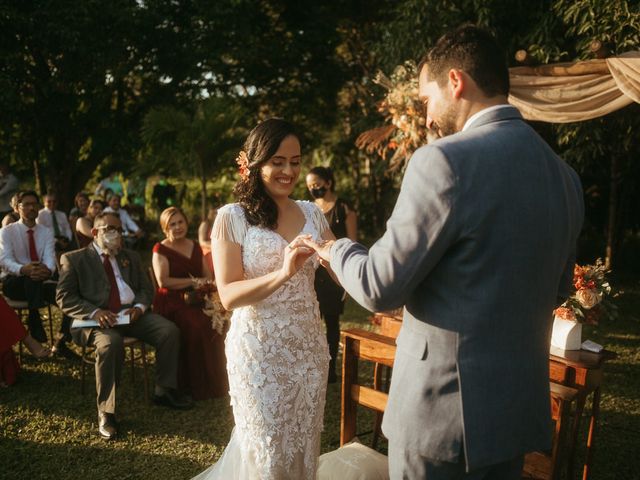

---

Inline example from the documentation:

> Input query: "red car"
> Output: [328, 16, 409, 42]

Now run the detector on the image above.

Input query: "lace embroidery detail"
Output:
[221, 200, 330, 479]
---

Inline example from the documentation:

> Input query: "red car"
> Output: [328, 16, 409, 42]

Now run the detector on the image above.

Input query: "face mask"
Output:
[310, 187, 327, 199]
[97, 230, 122, 255]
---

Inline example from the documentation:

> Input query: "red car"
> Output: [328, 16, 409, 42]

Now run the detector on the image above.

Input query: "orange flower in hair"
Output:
[236, 151, 250, 180]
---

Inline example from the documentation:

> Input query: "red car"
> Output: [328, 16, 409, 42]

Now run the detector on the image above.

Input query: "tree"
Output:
[337, 0, 640, 264]
[140, 97, 245, 220]
[0, 0, 222, 209]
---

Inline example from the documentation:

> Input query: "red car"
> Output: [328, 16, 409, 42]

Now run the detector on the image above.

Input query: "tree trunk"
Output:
[605, 154, 621, 269]
[198, 155, 207, 222]
[33, 158, 44, 196]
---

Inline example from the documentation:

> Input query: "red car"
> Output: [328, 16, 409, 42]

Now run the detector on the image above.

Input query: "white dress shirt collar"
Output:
[462, 104, 513, 132]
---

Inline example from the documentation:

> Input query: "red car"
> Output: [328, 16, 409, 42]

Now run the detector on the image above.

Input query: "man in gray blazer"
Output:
[305, 25, 584, 478]
[56, 212, 192, 440]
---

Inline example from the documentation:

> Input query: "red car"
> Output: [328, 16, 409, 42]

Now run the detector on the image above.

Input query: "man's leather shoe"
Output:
[98, 412, 118, 440]
[153, 389, 194, 410]
[28, 319, 47, 343]
[53, 340, 81, 361]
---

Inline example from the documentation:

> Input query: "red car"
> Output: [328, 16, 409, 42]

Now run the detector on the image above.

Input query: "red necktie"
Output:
[102, 254, 122, 313]
[27, 229, 39, 261]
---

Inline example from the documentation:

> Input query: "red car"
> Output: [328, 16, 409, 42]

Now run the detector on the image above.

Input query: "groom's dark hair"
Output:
[234, 118, 299, 230]
[418, 24, 509, 97]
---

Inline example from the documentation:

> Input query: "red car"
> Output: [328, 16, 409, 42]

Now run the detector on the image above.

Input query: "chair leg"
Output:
[81, 344, 87, 395]
[372, 362, 385, 448]
[140, 344, 150, 404]
[18, 308, 27, 364]
[46, 304, 54, 345]
[129, 345, 135, 383]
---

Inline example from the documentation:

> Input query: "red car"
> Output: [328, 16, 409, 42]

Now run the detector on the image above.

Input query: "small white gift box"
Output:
[551, 316, 582, 351]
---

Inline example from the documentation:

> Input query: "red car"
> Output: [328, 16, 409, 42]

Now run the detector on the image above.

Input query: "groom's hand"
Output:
[301, 238, 335, 264]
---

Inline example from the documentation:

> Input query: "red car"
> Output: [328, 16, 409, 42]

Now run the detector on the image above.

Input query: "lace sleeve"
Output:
[307, 202, 330, 237]
[211, 204, 247, 245]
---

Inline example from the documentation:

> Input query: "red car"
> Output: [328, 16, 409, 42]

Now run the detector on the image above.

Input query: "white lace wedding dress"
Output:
[192, 200, 330, 480]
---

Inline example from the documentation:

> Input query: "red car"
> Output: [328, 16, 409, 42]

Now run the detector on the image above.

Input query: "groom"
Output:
[305, 25, 584, 479]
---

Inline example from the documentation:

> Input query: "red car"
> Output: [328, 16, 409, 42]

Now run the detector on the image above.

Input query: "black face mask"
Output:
[310, 187, 327, 199]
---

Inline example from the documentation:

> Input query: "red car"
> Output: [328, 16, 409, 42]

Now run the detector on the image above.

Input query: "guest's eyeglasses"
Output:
[96, 225, 123, 234]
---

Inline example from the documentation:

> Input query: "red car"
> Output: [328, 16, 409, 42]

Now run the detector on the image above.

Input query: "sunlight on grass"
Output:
[2, 290, 639, 479]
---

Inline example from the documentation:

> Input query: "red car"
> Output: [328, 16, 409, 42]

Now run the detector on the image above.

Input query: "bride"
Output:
[192, 118, 334, 479]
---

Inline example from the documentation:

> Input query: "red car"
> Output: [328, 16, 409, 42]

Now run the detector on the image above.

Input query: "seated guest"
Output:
[0, 190, 76, 359]
[37, 193, 73, 253]
[68, 192, 90, 232]
[152, 207, 228, 400]
[197, 206, 218, 272]
[197, 206, 218, 255]
[103, 194, 143, 248]
[56, 212, 193, 440]
[1, 194, 20, 227]
[76, 199, 103, 248]
[0, 296, 51, 387]
[95, 173, 124, 199]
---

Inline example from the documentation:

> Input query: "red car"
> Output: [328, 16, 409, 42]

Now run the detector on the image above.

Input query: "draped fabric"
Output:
[508, 51, 640, 123]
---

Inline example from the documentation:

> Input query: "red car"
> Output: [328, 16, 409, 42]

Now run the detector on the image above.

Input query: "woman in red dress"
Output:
[152, 207, 228, 400]
[0, 296, 50, 387]
[75, 198, 103, 248]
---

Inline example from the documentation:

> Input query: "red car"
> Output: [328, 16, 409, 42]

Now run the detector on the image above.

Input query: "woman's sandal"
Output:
[23, 334, 52, 359]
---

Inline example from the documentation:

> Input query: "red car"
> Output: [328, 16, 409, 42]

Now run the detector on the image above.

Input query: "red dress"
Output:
[0, 296, 26, 385]
[152, 242, 228, 399]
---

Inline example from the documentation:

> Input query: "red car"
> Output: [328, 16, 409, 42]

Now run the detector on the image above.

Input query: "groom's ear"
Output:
[447, 69, 465, 99]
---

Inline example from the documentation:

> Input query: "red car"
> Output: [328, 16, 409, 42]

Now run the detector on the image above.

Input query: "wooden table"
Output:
[370, 311, 616, 480]
[548, 346, 616, 480]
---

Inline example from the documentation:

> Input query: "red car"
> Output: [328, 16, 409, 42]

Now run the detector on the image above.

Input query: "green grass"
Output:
[1, 283, 639, 479]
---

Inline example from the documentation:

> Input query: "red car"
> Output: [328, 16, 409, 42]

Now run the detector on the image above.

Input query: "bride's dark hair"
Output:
[234, 118, 299, 230]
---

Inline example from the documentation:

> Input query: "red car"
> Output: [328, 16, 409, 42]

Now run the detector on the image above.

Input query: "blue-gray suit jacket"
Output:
[330, 106, 584, 470]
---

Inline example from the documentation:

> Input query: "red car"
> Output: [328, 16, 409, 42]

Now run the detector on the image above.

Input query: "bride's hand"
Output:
[281, 234, 315, 279]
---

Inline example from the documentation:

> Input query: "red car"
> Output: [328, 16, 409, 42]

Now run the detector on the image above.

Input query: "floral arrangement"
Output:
[191, 277, 231, 335]
[355, 61, 429, 171]
[554, 259, 617, 325]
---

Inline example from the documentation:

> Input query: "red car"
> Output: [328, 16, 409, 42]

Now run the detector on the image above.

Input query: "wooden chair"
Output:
[523, 382, 584, 480]
[80, 337, 150, 403]
[341, 328, 584, 480]
[340, 328, 396, 446]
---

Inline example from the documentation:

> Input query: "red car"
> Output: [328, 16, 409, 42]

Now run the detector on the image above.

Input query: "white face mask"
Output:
[97, 230, 122, 255]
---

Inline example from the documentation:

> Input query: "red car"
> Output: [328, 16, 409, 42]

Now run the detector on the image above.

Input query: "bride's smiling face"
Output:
[260, 135, 301, 199]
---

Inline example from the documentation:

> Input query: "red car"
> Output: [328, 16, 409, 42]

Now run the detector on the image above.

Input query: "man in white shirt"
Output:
[37, 193, 73, 252]
[0, 190, 77, 359]
[103, 194, 143, 248]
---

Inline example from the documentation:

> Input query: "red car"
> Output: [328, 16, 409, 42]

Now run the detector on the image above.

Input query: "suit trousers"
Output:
[388, 443, 524, 480]
[73, 312, 180, 413]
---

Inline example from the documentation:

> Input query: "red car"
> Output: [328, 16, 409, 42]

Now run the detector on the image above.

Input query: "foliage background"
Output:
[2, 0, 639, 264]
